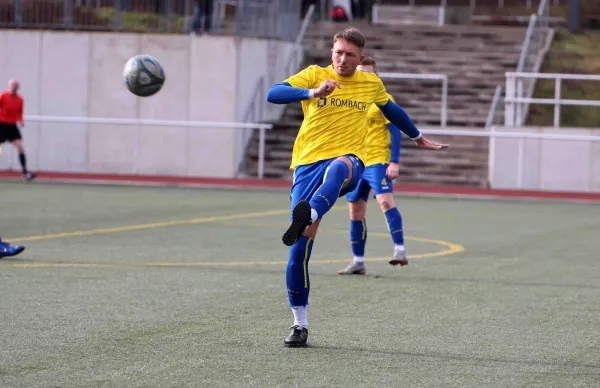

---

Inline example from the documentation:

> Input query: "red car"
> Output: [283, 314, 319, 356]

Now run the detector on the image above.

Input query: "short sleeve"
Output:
[374, 79, 390, 106]
[284, 65, 318, 89]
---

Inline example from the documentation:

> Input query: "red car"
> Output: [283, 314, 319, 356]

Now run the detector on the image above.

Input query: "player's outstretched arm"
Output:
[266, 80, 341, 105]
[378, 100, 449, 150]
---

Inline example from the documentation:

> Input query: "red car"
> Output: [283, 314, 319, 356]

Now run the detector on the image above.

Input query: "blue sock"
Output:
[309, 160, 350, 221]
[286, 236, 314, 307]
[350, 219, 367, 257]
[384, 208, 404, 245]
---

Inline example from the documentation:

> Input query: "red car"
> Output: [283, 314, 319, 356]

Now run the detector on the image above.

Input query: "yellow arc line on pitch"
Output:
[7, 209, 290, 243]
[1, 207, 465, 268]
[0, 234, 464, 268]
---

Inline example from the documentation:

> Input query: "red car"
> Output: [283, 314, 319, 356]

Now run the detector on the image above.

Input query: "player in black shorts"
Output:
[0, 122, 22, 142]
[0, 80, 36, 182]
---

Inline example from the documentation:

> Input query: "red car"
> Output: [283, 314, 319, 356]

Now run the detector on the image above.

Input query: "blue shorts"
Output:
[346, 163, 393, 202]
[290, 155, 365, 214]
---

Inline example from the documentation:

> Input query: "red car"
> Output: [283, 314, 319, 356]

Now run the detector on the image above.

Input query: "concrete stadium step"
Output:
[371, 5, 442, 27]
[304, 20, 526, 36]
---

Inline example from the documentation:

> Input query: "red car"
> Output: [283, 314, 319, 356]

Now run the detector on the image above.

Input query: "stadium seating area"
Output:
[245, 21, 527, 186]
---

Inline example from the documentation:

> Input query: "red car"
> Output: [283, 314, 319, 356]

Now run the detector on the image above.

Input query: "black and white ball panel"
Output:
[123, 55, 165, 97]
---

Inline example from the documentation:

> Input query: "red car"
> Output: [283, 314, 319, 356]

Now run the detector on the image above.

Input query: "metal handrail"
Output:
[485, 85, 503, 129]
[504, 72, 600, 128]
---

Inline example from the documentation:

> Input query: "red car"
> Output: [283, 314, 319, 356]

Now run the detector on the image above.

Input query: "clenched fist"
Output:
[313, 80, 341, 98]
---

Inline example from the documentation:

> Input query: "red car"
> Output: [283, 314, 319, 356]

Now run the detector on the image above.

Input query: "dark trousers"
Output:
[192, 0, 213, 33]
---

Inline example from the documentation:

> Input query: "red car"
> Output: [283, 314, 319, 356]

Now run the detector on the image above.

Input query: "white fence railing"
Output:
[504, 72, 600, 128]
[485, 0, 554, 129]
[3, 121, 600, 191]
[5, 116, 272, 179]
[419, 128, 600, 142]
[419, 127, 600, 191]
[379, 72, 448, 127]
[372, 0, 563, 26]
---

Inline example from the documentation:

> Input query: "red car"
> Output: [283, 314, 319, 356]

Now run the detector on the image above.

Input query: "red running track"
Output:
[1, 170, 600, 203]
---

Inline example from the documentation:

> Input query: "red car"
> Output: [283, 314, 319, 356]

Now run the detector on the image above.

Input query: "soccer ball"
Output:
[123, 55, 165, 97]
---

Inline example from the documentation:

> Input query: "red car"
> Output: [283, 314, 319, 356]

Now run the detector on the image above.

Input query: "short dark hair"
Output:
[333, 28, 366, 49]
[360, 56, 377, 71]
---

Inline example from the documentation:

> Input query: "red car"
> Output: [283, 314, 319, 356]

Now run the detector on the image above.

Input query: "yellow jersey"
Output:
[365, 93, 396, 166]
[284, 64, 391, 170]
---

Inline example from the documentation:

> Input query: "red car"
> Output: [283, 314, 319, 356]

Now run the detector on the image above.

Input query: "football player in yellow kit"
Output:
[266, 27, 449, 347]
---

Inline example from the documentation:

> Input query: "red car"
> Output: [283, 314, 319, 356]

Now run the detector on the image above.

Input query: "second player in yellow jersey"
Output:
[340, 57, 409, 276]
[364, 92, 396, 166]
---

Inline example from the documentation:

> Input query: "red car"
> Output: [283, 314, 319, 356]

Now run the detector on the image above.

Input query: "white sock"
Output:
[395, 244, 405, 251]
[310, 208, 319, 224]
[291, 305, 308, 329]
[353, 256, 365, 264]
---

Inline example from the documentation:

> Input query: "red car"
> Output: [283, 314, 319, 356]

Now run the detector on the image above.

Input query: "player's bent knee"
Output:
[333, 156, 353, 169]
[12, 140, 24, 153]
[333, 157, 353, 184]
[376, 194, 395, 211]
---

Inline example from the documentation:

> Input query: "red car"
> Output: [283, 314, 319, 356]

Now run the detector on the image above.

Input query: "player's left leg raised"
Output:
[282, 156, 357, 247]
